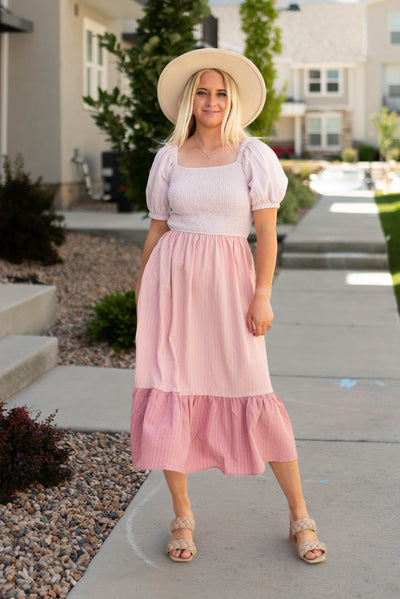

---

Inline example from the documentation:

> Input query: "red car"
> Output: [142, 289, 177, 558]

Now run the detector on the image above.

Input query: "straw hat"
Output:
[157, 48, 266, 127]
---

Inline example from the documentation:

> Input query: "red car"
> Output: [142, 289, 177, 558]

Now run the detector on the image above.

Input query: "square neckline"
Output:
[174, 137, 251, 170]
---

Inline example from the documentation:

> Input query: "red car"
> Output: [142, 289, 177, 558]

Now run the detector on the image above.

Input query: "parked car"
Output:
[388, 170, 400, 193]
[309, 165, 374, 195]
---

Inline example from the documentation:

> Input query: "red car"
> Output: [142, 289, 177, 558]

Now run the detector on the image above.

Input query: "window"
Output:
[386, 66, 400, 98]
[388, 14, 400, 44]
[308, 70, 321, 93]
[306, 115, 341, 150]
[83, 19, 107, 101]
[306, 69, 341, 96]
[326, 116, 341, 146]
[307, 117, 322, 146]
[326, 70, 340, 93]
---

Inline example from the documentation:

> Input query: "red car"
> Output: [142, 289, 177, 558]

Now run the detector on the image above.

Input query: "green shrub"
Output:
[84, 290, 137, 351]
[0, 403, 73, 504]
[375, 193, 400, 314]
[0, 155, 65, 264]
[357, 143, 379, 162]
[342, 147, 357, 163]
[277, 172, 317, 224]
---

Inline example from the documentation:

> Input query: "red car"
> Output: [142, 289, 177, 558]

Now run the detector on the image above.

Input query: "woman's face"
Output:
[192, 71, 228, 130]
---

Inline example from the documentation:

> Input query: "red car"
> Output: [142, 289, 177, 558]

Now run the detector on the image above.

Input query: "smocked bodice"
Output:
[146, 138, 288, 238]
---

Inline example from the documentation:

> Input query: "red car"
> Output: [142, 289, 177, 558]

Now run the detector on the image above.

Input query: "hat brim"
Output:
[157, 48, 266, 128]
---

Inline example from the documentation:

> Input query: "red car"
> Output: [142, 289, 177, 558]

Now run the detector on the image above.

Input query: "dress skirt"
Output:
[131, 230, 297, 475]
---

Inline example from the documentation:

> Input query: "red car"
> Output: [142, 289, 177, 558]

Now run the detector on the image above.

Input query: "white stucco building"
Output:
[0, 0, 145, 207]
[211, 0, 400, 157]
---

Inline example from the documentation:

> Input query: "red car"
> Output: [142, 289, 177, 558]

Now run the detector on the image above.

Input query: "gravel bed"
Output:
[1, 230, 147, 598]
[0, 432, 149, 599]
[0, 232, 143, 369]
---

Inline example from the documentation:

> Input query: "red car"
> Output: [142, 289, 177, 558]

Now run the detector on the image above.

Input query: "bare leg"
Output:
[163, 470, 194, 560]
[269, 460, 322, 560]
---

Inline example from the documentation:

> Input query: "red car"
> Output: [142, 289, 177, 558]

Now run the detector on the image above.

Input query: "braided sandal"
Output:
[290, 518, 327, 564]
[165, 517, 197, 563]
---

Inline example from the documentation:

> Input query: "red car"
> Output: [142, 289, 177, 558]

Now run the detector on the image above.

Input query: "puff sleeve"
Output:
[145, 145, 175, 220]
[242, 138, 288, 210]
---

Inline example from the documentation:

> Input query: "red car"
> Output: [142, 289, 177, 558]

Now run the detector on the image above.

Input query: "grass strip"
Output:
[375, 193, 400, 314]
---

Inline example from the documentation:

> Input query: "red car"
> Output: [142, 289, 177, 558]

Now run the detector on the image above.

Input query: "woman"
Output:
[131, 49, 326, 565]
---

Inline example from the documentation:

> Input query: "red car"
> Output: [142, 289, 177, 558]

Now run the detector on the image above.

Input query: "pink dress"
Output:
[130, 137, 297, 475]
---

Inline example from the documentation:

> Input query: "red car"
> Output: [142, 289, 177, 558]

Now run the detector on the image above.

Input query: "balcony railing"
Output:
[281, 98, 306, 117]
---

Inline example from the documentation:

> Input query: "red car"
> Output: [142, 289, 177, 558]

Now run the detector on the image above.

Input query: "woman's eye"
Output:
[218, 92, 227, 97]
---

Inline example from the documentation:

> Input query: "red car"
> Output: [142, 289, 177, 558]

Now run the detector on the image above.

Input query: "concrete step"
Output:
[282, 239, 387, 253]
[281, 251, 389, 270]
[0, 283, 57, 340]
[0, 335, 58, 402]
[7, 365, 133, 432]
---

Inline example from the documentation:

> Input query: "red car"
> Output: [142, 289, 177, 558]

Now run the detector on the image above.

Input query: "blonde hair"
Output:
[167, 69, 247, 148]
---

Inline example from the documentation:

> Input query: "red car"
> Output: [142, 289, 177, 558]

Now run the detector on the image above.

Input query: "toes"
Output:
[169, 549, 192, 560]
[305, 549, 321, 560]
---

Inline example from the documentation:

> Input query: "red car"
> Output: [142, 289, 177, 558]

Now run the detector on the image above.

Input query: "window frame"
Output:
[83, 18, 108, 106]
[388, 14, 400, 45]
[306, 113, 342, 151]
[385, 65, 400, 99]
[305, 68, 342, 97]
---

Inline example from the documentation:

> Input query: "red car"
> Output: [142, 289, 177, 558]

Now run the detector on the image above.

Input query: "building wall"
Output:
[8, 0, 62, 182]
[59, 0, 114, 206]
[211, 3, 245, 53]
[210, 2, 366, 156]
[365, 0, 400, 143]
[350, 63, 368, 144]
[6, 0, 140, 208]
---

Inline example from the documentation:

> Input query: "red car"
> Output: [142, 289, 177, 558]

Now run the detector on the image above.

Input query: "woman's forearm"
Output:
[253, 209, 278, 300]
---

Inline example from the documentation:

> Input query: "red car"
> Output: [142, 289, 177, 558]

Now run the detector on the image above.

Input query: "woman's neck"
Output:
[192, 127, 223, 151]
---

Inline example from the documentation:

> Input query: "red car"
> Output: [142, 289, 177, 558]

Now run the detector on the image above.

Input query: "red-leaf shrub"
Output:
[0, 402, 73, 504]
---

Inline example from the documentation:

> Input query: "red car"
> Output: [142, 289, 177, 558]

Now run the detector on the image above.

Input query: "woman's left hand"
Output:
[246, 292, 273, 337]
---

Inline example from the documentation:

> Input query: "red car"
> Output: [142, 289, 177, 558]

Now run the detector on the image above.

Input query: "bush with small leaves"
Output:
[357, 143, 379, 162]
[342, 147, 357, 163]
[0, 402, 73, 504]
[277, 172, 317, 225]
[0, 154, 65, 264]
[84, 289, 137, 352]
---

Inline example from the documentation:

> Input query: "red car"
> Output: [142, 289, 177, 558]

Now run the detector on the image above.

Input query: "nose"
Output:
[206, 93, 217, 106]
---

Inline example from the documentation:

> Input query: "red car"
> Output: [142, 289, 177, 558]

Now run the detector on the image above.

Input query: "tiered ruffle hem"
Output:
[131, 231, 297, 475]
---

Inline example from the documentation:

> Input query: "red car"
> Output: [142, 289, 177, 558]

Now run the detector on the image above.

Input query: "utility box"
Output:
[101, 151, 132, 212]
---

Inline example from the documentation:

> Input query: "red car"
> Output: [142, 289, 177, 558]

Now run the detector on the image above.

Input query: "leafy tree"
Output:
[84, 0, 210, 211]
[370, 107, 400, 161]
[240, 0, 286, 138]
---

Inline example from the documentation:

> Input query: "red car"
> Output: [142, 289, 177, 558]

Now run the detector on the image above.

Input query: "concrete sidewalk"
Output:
[63, 269, 399, 599]
[281, 192, 389, 269]
[9, 193, 400, 598]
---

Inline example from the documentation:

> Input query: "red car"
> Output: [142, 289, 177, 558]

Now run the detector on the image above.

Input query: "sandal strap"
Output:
[297, 540, 327, 559]
[170, 517, 195, 532]
[165, 539, 197, 556]
[290, 517, 317, 537]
